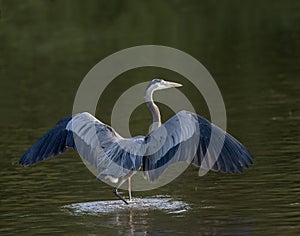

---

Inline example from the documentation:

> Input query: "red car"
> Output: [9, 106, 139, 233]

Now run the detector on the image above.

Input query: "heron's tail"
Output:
[19, 116, 75, 166]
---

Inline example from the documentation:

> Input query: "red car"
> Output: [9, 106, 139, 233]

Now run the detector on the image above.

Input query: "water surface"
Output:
[1, 1, 299, 235]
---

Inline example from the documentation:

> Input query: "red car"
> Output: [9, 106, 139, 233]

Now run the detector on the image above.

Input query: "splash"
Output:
[63, 195, 190, 215]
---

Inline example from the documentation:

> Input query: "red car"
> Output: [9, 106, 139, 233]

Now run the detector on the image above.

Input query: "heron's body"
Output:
[20, 79, 253, 204]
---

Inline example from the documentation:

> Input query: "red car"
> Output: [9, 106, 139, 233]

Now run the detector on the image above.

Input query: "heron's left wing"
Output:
[142, 110, 200, 181]
[142, 110, 253, 182]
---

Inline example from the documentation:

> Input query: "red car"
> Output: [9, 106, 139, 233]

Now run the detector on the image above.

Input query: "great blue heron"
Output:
[20, 79, 253, 204]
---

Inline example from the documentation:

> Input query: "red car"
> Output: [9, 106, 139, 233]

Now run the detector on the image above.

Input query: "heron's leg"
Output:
[112, 188, 128, 205]
[112, 170, 135, 204]
[128, 177, 132, 201]
[112, 176, 131, 205]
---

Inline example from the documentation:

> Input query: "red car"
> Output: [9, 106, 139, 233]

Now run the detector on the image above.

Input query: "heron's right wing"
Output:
[19, 116, 74, 166]
[67, 112, 144, 179]
[19, 112, 144, 180]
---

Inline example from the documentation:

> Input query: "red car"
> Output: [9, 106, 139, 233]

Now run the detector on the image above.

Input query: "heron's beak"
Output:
[165, 81, 183, 88]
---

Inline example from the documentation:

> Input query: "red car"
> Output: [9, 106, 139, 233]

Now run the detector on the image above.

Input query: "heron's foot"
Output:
[112, 188, 129, 205]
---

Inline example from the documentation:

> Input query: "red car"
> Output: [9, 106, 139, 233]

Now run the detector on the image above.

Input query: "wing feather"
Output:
[20, 111, 253, 184]
[20, 112, 144, 182]
[143, 110, 253, 181]
[19, 117, 74, 165]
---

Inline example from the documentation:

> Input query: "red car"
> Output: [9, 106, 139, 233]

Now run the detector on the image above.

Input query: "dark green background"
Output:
[1, 1, 299, 235]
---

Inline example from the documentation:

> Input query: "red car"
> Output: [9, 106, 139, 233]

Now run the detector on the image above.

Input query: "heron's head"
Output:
[147, 79, 182, 92]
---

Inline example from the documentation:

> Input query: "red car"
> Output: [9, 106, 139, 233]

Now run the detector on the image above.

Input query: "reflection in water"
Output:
[64, 197, 254, 235]
[112, 209, 147, 235]
[64, 196, 190, 235]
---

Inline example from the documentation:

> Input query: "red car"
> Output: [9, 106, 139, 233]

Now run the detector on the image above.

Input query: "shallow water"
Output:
[1, 1, 300, 235]
[64, 196, 190, 215]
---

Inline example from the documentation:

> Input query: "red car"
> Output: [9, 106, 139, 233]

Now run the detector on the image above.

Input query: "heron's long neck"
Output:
[145, 90, 161, 131]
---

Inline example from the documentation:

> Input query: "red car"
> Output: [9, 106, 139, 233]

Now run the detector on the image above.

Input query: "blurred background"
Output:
[0, 0, 299, 235]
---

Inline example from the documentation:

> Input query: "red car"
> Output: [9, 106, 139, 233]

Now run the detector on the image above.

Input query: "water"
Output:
[1, 1, 300, 235]
[63, 196, 190, 215]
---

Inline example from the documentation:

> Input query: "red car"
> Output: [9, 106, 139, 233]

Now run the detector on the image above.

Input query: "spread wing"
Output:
[19, 112, 144, 181]
[142, 110, 253, 182]
[20, 111, 253, 184]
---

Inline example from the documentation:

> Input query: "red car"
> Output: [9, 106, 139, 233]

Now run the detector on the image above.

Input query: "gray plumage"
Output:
[20, 79, 253, 203]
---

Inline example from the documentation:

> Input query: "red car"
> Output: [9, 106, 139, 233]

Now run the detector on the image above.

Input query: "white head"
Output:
[146, 79, 182, 93]
[145, 79, 183, 130]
